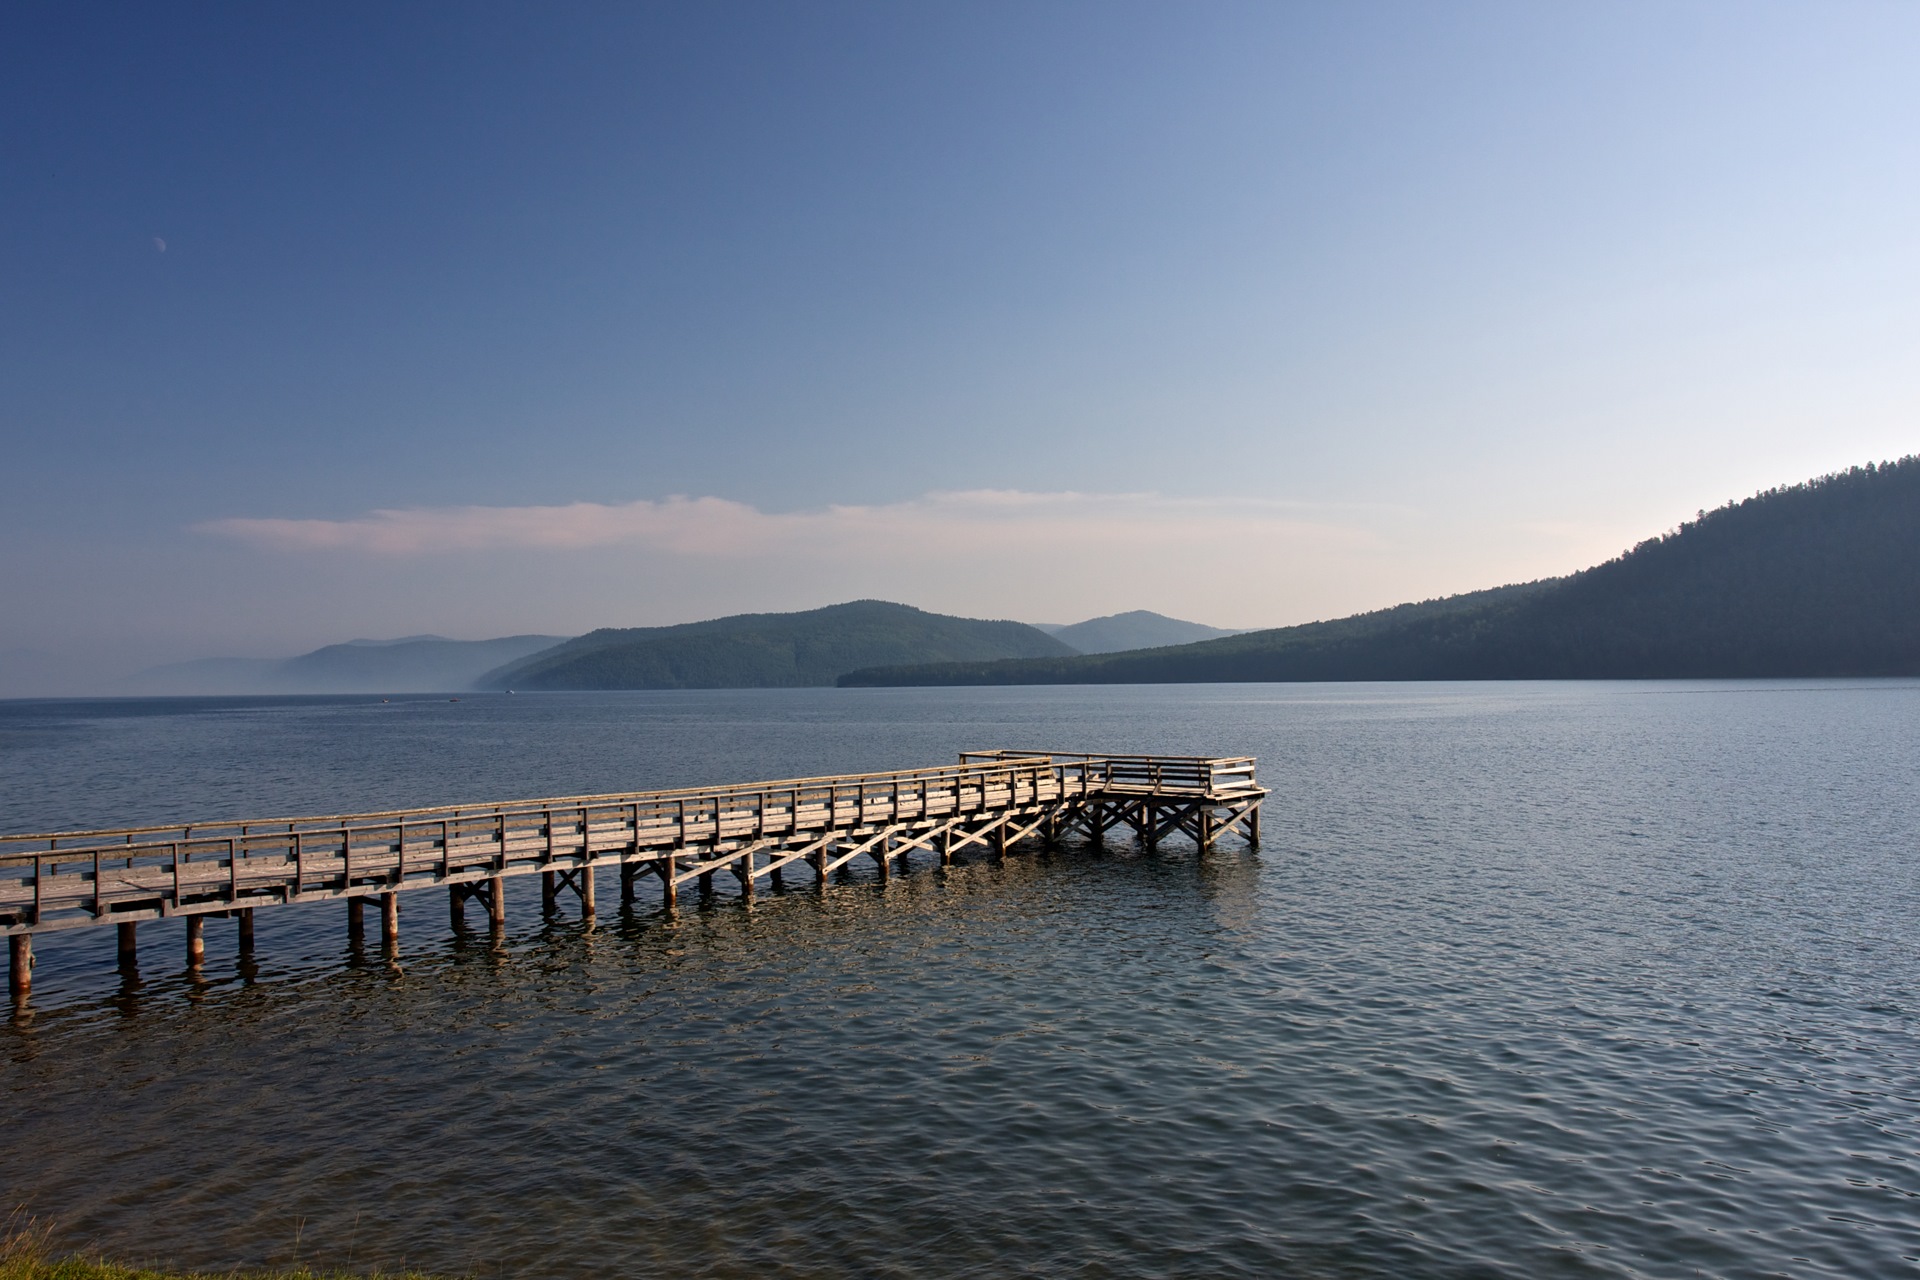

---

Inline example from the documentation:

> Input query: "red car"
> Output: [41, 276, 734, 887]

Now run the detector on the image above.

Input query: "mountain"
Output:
[480, 600, 1074, 690]
[123, 634, 569, 694]
[1038, 610, 1241, 654]
[839, 457, 1920, 686]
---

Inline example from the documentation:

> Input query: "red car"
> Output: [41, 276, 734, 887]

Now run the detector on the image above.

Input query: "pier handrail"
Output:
[0, 752, 1258, 859]
[0, 755, 1067, 851]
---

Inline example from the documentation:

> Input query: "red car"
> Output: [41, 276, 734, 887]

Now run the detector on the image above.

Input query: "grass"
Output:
[0, 1217, 449, 1280]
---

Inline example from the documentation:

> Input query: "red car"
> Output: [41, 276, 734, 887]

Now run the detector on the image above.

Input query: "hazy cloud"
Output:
[196, 490, 1379, 560]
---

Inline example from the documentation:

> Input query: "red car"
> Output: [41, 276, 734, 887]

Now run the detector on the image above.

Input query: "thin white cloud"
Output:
[196, 490, 1380, 559]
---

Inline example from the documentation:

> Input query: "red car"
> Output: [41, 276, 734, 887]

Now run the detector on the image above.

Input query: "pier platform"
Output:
[1, 750, 1265, 998]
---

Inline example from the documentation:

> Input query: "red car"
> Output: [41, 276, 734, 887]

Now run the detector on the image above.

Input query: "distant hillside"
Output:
[840, 457, 1920, 686]
[124, 634, 568, 694]
[481, 600, 1073, 690]
[1038, 610, 1241, 654]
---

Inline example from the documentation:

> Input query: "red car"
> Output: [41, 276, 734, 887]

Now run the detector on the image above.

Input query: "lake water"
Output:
[2, 683, 1918, 1278]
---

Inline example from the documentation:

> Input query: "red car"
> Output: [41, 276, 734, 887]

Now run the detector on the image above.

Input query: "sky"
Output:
[4, 1, 1919, 689]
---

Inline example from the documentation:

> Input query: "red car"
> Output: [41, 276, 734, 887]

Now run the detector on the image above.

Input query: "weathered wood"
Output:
[185, 915, 205, 968]
[117, 921, 138, 967]
[380, 891, 398, 948]
[9, 933, 29, 999]
[347, 897, 364, 943]
[237, 907, 254, 953]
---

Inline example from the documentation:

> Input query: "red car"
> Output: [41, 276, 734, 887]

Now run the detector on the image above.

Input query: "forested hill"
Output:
[839, 457, 1920, 686]
[480, 600, 1073, 690]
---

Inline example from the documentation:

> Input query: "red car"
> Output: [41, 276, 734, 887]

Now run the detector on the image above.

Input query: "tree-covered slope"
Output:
[481, 600, 1074, 690]
[840, 457, 1920, 686]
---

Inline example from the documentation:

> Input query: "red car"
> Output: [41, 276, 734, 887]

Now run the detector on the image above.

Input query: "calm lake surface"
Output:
[2, 683, 1917, 1279]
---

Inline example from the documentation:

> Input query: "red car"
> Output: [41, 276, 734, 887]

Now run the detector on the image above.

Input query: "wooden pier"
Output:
[1, 751, 1264, 1000]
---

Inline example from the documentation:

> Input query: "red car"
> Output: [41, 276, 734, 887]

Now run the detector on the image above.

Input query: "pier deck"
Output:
[2, 750, 1264, 997]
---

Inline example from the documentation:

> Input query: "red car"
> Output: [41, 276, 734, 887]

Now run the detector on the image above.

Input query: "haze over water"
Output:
[2, 683, 1917, 1278]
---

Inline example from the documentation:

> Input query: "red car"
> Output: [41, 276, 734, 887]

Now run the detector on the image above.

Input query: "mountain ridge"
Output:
[122, 634, 568, 695]
[839, 457, 1920, 686]
[479, 599, 1075, 690]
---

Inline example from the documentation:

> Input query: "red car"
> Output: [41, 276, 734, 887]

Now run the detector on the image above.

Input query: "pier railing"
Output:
[959, 751, 1261, 798]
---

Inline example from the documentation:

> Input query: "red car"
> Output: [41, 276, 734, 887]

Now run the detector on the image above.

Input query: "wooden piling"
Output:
[699, 871, 713, 897]
[621, 861, 638, 904]
[939, 828, 953, 866]
[449, 885, 465, 931]
[380, 892, 399, 948]
[660, 861, 678, 911]
[541, 870, 557, 915]
[346, 896, 365, 944]
[488, 876, 506, 927]
[9, 934, 30, 1000]
[580, 865, 596, 918]
[237, 907, 255, 953]
[117, 921, 138, 968]
[185, 916, 205, 968]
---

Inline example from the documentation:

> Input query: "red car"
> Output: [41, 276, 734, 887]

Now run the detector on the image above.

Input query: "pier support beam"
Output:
[449, 885, 465, 932]
[347, 897, 365, 945]
[621, 861, 638, 904]
[541, 871, 557, 915]
[237, 908, 254, 955]
[380, 892, 399, 949]
[660, 861, 678, 912]
[580, 865, 596, 919]
[117, 922, 138, 968]
[185, 916, 205, 968]
[488, 876, 506, 929]
[735, 855, 754, 902]
[10, 934, 31, 1001]
[939, 828, 953, 866]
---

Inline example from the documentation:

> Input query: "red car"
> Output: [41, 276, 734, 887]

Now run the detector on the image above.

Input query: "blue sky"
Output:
[4, 2, 1919, 687]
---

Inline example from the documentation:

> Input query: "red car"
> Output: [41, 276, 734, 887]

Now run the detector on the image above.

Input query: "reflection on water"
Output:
[3, 683, 1919, 1278]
